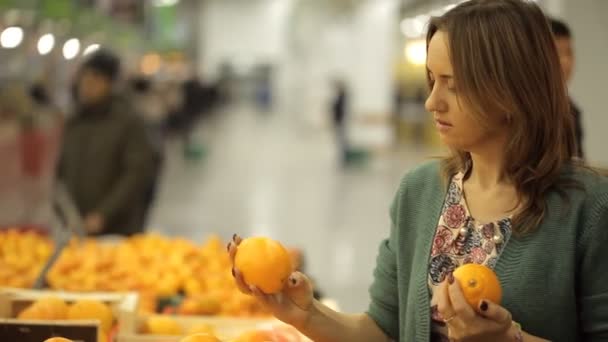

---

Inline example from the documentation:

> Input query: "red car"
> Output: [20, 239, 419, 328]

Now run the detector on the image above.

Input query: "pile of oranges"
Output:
[143, 315, 218, 336]
[143, 313, 302, 341]
[0, 229, 53, 288]
[44, 233, 271, 317]
[180, 333, 222, 342]
[0, 228, 299, 320]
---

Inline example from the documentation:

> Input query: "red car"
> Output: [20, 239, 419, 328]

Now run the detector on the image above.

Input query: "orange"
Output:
[17, 305, 42, 320]
[234, 237, 293, 294]
[232, 330, 275, 342]
[180, 333, 222, 342]
[453, 264, 502, 313]
[187, 323, 216, 335]
[44, 338, 73, 342]
[67, 300, 114, 333]
[36, 296, 69, 320]
[196, 294, 222, 315]
[98, 329, 107, 342]
[17, 297, 68, 320]
[145, 315, 182, 335]
[178, 298, 201, 315]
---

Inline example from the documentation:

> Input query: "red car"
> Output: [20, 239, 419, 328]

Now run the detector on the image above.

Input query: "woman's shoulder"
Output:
[556, 165, 608, 232]
[391, 160, 445, 216]
[562, 165, 608, 202]
[398, 160, 443, 191]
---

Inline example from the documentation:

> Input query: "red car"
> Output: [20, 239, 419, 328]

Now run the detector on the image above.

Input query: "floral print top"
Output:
[428, 172, 513, 341]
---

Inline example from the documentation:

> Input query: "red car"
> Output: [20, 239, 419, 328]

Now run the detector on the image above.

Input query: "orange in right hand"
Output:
[453, 263, 502, 314]
[234, 237, 293, 294]
[44, 338, 73, 342]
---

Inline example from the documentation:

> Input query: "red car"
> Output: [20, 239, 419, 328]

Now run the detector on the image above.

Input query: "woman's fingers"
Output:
[232, 268, 252, 295]
[477, 299, 512, 325]
[227, 234, 242, 261]
[436, 275, 455, 321]
[284, 272, 314, 311]
[447, 275, 476, 320]
[250, 285, 274, 306]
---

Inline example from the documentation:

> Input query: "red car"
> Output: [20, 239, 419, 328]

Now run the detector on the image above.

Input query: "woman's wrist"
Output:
[511, 322, 551, 342]
[293, 299, 322, 332]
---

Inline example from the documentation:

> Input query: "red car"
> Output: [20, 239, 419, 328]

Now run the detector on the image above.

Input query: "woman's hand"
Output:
[435, 272, 522, 342]
[228, 234, 315, 329]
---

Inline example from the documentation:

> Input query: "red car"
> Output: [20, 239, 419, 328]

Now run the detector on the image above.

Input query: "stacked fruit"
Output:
[142, 314, 304, 341]
[44, 233, 268, 316]
[0, 229, 53, 288]
[0, 228, 285, 318]
[143, 315, 217, 336]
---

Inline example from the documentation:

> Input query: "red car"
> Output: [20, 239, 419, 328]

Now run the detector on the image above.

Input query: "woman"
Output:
[229, 1, 608, 341]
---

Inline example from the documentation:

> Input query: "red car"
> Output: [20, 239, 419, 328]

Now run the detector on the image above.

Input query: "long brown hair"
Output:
[427, 0, 579, 235]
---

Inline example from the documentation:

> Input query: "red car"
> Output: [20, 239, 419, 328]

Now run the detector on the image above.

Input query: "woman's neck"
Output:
[467, 139, 510, 190]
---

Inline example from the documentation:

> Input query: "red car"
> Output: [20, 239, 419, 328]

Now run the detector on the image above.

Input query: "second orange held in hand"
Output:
[453, 263, 502, 314]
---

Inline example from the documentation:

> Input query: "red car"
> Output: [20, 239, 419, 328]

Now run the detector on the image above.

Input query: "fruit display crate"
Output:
[0, 287, 139, 341]
[0, 318, 99, 342]
[117, 314, 309, 342]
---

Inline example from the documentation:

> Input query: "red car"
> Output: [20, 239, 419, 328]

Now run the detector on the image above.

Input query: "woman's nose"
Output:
[425, 87, 446, 113]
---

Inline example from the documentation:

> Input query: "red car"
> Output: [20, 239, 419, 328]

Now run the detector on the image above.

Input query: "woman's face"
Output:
[425, 31, 503, 153]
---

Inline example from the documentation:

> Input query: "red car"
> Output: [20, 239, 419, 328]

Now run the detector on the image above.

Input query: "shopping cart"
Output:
[32, 183, 86, 289]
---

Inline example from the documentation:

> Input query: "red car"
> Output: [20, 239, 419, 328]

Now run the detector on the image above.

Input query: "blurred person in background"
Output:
[331, 79, 350, 166]
[57, 50, 155, 236]
[29, 82, 63, 128]
[29, 83, 54, 113]
[550, 17, 584, 159]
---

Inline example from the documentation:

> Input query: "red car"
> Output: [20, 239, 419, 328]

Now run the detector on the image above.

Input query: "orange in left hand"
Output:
[234, 237, 293, 294]
[452, 263, 502, 314]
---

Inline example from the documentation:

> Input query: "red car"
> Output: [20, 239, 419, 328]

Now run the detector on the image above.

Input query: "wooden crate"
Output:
[0, 287, 139, 340]
[117, 314, 307, 342]
[0, 318, 99, 342]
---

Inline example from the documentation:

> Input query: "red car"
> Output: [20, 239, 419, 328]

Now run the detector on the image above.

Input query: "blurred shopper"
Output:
[550, 17, 584, 159]
[29, 82, 63, 129]
[180, 77, 209, 159]
[57, 51, 155, 236]
[331, 79, 350, 166]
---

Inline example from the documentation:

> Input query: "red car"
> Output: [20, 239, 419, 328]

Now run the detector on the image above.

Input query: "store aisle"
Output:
[148, 103, 438, 312]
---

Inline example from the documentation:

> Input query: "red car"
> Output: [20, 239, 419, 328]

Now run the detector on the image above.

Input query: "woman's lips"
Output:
[434, 118, 453, 131]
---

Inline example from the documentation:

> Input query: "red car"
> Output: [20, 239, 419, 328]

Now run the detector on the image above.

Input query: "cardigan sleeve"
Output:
[366, 180, 404, 340]
[579, 193, 608, 341]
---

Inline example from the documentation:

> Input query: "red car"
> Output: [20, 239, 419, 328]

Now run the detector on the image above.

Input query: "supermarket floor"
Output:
[148, 102, 439, 312]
